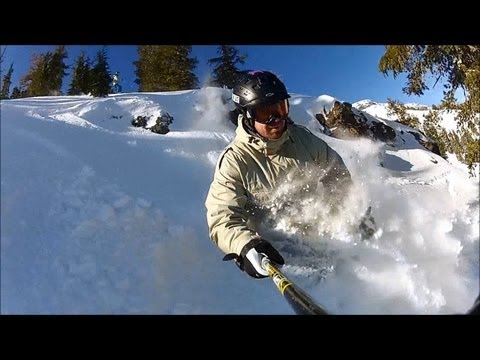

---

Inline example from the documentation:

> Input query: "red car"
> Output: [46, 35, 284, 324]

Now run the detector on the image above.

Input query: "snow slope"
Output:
[1, 88, 478, 314]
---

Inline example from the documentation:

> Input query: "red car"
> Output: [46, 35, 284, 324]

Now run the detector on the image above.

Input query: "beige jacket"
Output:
[205, 117, 351, 256]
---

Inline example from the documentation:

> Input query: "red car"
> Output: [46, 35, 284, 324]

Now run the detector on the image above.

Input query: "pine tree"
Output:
[386, 98, 420, 128]
[0, 46, 6, 66]
[47, 45, 68, 95]
[0, 62, 14, 99]
[90, 47, 111, 97]
[134, 45, 198, 91]
[10, 86, 23, 99]
[68, 52, 92, 95]
[20, 53, 51, 97]
[379, 45, 480, 172]
[20, 45, 68, 96]
[20, 47, 68, 97]
[207, 45, 247, 88]
[423, 109, 448, 157]
[379, 46, 479, 116]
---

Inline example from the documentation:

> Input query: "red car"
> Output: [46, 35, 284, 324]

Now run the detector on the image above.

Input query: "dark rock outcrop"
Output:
[150, 113, 174, 135]
[407, 131, 441, 156]
[314, 100, 442, 156]
[132, 116, 148, 128]
[131, 113, 174, 135]
[315, 101, 396, 144]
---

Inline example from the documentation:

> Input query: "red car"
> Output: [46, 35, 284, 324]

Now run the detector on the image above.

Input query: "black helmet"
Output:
[232, 70, 290, 110]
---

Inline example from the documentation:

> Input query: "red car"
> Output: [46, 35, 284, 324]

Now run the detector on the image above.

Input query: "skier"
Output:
[111, 71, 122, 93]
[205, 70, 373, 279]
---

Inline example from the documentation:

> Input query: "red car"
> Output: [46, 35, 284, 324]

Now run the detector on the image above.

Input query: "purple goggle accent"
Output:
[248, 70, 264, 75]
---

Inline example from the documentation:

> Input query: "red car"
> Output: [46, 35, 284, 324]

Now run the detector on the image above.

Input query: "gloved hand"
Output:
[359, 206, 377, 240]
[223, 238, 285, 279]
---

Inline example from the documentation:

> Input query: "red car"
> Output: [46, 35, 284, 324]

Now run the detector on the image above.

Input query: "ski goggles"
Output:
[251, 99, 289, 125]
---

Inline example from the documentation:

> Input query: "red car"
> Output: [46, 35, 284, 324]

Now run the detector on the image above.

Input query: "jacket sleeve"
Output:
[205, 149, 260, 256]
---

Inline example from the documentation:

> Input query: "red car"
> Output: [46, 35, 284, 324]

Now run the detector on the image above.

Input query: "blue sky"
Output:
[2, 45, 447, 105]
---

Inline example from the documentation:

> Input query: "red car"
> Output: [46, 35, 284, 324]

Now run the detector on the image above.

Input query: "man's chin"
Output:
[268, 131, 284, 140]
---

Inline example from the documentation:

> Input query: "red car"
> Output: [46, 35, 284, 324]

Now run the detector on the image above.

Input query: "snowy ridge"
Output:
[353, 99, 463, 133]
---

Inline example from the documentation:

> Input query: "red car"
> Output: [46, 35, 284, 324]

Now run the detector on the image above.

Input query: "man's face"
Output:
[254, 117, 287, 139]
[252, 100, 288, 140]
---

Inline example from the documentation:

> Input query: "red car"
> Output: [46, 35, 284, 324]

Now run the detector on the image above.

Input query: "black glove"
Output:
[223, 238, 285, 279]
[359, 206, 377, 240]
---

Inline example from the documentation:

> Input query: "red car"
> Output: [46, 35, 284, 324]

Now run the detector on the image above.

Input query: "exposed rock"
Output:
[407, 131, 441, 156]
[315, 100, 442, 156]
[131, 113, 174, 135]
[132, 116, 148, 128]
[150, 113, 174, 135]
[315, 100, 396, 144]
